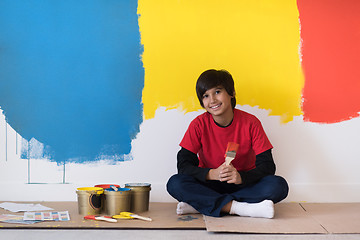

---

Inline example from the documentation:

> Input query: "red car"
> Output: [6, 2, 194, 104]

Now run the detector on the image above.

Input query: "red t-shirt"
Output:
[180, 109, 273, 172]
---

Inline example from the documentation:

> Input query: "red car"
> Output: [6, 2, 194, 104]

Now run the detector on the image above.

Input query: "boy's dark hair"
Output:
[196, 69, 236, 109]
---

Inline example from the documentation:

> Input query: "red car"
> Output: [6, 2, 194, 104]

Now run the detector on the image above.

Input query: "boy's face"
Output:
[202, 86, 233, 119]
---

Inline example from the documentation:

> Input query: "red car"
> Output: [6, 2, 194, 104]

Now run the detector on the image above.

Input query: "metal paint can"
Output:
[76, 187, 104, 215]
[125, 183, 151, 213]
[94, 184, 120, 213]
[104, 188, 132, 216]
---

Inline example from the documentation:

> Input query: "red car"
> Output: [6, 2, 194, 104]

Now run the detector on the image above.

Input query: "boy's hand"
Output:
[206, 163, 242, 184]
[219, 163, 242, 184]
[206, 166, 222, 181]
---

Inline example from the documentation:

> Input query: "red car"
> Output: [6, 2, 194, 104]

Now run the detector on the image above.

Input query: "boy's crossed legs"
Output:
[167, 174, 288, 218]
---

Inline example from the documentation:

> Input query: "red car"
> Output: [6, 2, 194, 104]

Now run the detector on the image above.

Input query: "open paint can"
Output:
[104, 188, 132, 216]
[125, 183, 151, 213]
[94, 184, 121, 213]
[76, 187, 104, 215]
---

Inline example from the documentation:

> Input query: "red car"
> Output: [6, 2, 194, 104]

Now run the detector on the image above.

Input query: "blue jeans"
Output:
[166, 174, 289, 217]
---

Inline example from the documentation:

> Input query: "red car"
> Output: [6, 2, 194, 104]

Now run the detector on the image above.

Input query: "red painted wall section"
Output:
[298, 0, 360, 123]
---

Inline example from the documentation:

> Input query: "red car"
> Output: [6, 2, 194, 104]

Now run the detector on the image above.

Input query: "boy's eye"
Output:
[203, 94, 208, 98]
[215, 90, 221, 94]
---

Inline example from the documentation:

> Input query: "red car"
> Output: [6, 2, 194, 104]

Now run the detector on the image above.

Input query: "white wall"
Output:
[1, 106, 360, 203]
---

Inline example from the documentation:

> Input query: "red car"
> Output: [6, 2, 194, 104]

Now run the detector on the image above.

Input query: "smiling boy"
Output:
[166, 69, 289, 218]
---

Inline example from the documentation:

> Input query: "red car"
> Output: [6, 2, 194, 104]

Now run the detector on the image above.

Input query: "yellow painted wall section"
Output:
[139, 0, 303, 123]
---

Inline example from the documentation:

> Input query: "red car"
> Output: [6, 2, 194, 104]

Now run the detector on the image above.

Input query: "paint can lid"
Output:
[76, 187, 104, 195]
[125, 183, 151, 187]
[94, 184, 120, 189]
[124, 183, 151, 191]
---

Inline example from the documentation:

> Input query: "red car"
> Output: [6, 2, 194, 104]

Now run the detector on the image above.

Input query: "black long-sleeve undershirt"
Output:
[177, 147, 276, 186]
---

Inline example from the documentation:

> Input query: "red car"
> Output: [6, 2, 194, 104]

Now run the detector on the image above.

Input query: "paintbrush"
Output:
[119, 212, 152, 222]
[225, 142, 239, 165]
[84, 215, 117, 223]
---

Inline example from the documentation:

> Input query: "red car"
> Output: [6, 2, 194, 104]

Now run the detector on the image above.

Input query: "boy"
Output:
[166, 69, 288, 218]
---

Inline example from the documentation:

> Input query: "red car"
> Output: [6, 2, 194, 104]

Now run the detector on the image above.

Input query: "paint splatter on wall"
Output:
[0, 0, 144, 163]
[139, 0, 304, 123]
[298, 0, 360, 123]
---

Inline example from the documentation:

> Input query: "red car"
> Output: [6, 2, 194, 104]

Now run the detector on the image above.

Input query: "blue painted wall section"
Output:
[0, 0, 144, 163]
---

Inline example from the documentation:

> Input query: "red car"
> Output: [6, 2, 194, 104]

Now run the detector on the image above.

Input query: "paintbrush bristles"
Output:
[226, 151, 236, 159]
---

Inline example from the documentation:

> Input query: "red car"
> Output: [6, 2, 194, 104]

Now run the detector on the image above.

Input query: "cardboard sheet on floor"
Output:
[204, 203, 327, 233]
[0, 202, 205, 229]
[300, 203, 360, 234]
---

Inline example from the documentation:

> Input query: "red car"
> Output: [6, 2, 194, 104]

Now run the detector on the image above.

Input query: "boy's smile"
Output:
[202, 86, 234, 126]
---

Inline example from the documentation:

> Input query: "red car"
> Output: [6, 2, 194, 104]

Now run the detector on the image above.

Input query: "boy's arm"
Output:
[177, 147, 210, 182]
[238, 149, 276, 185]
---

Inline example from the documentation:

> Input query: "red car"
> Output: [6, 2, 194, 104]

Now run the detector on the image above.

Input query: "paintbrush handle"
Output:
[225, 156, 234, 165]
[131, 214, 152, 222]
[95, 216, 117, 223]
